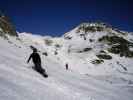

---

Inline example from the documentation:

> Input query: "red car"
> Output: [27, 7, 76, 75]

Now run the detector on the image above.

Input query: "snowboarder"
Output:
[27, 48, 48, 78]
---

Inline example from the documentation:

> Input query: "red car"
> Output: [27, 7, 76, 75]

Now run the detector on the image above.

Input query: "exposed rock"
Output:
[0, 15, 18, 37]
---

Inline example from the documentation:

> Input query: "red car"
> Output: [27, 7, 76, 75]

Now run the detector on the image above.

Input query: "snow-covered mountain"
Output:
[0, 22, 133, 100]
[61, 22, 133, 75]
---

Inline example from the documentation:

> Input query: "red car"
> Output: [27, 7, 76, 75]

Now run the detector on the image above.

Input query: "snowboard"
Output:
[32, 67, 48, 78]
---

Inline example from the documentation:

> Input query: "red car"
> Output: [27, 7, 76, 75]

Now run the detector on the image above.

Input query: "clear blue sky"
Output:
[0, 0, 132, 36]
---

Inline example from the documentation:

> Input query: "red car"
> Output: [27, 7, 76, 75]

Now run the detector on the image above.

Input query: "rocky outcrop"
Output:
[0, 15, 18, 37]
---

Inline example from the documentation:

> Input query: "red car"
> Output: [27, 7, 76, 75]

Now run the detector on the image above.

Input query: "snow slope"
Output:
[0, 23, 133, 100]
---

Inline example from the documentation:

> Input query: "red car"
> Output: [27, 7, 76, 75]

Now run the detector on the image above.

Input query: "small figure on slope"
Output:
[65, 63, 68, 70]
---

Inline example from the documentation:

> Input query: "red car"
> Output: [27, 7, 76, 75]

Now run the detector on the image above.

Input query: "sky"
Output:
[0, 0, 132, 36]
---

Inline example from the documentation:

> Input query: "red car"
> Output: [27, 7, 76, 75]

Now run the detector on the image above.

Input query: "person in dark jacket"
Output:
[65, 63, 68, 70]
[27, 48, 48, 77]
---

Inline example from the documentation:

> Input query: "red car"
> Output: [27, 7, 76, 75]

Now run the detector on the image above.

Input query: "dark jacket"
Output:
[27, 52, 41, 64]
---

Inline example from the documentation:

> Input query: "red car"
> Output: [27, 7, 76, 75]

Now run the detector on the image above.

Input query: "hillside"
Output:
[0, 22, 133, 100]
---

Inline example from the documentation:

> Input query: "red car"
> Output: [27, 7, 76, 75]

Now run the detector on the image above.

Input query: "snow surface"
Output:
[0, 27, 133, 100]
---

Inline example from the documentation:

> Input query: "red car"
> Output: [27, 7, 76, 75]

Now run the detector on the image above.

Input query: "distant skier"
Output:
[65, 63, 68, 70]
[27, 48, 48, 78]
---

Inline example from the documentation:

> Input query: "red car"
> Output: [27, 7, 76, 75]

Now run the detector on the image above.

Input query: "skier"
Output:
[27, 48, 48, 78]
[65, 63, 68, 70]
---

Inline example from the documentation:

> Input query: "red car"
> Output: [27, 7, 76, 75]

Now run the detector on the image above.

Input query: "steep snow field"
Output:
[0, 32, 133, 100]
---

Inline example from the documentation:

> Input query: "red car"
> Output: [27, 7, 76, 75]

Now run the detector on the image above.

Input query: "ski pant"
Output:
[34, 63, 45, 74]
